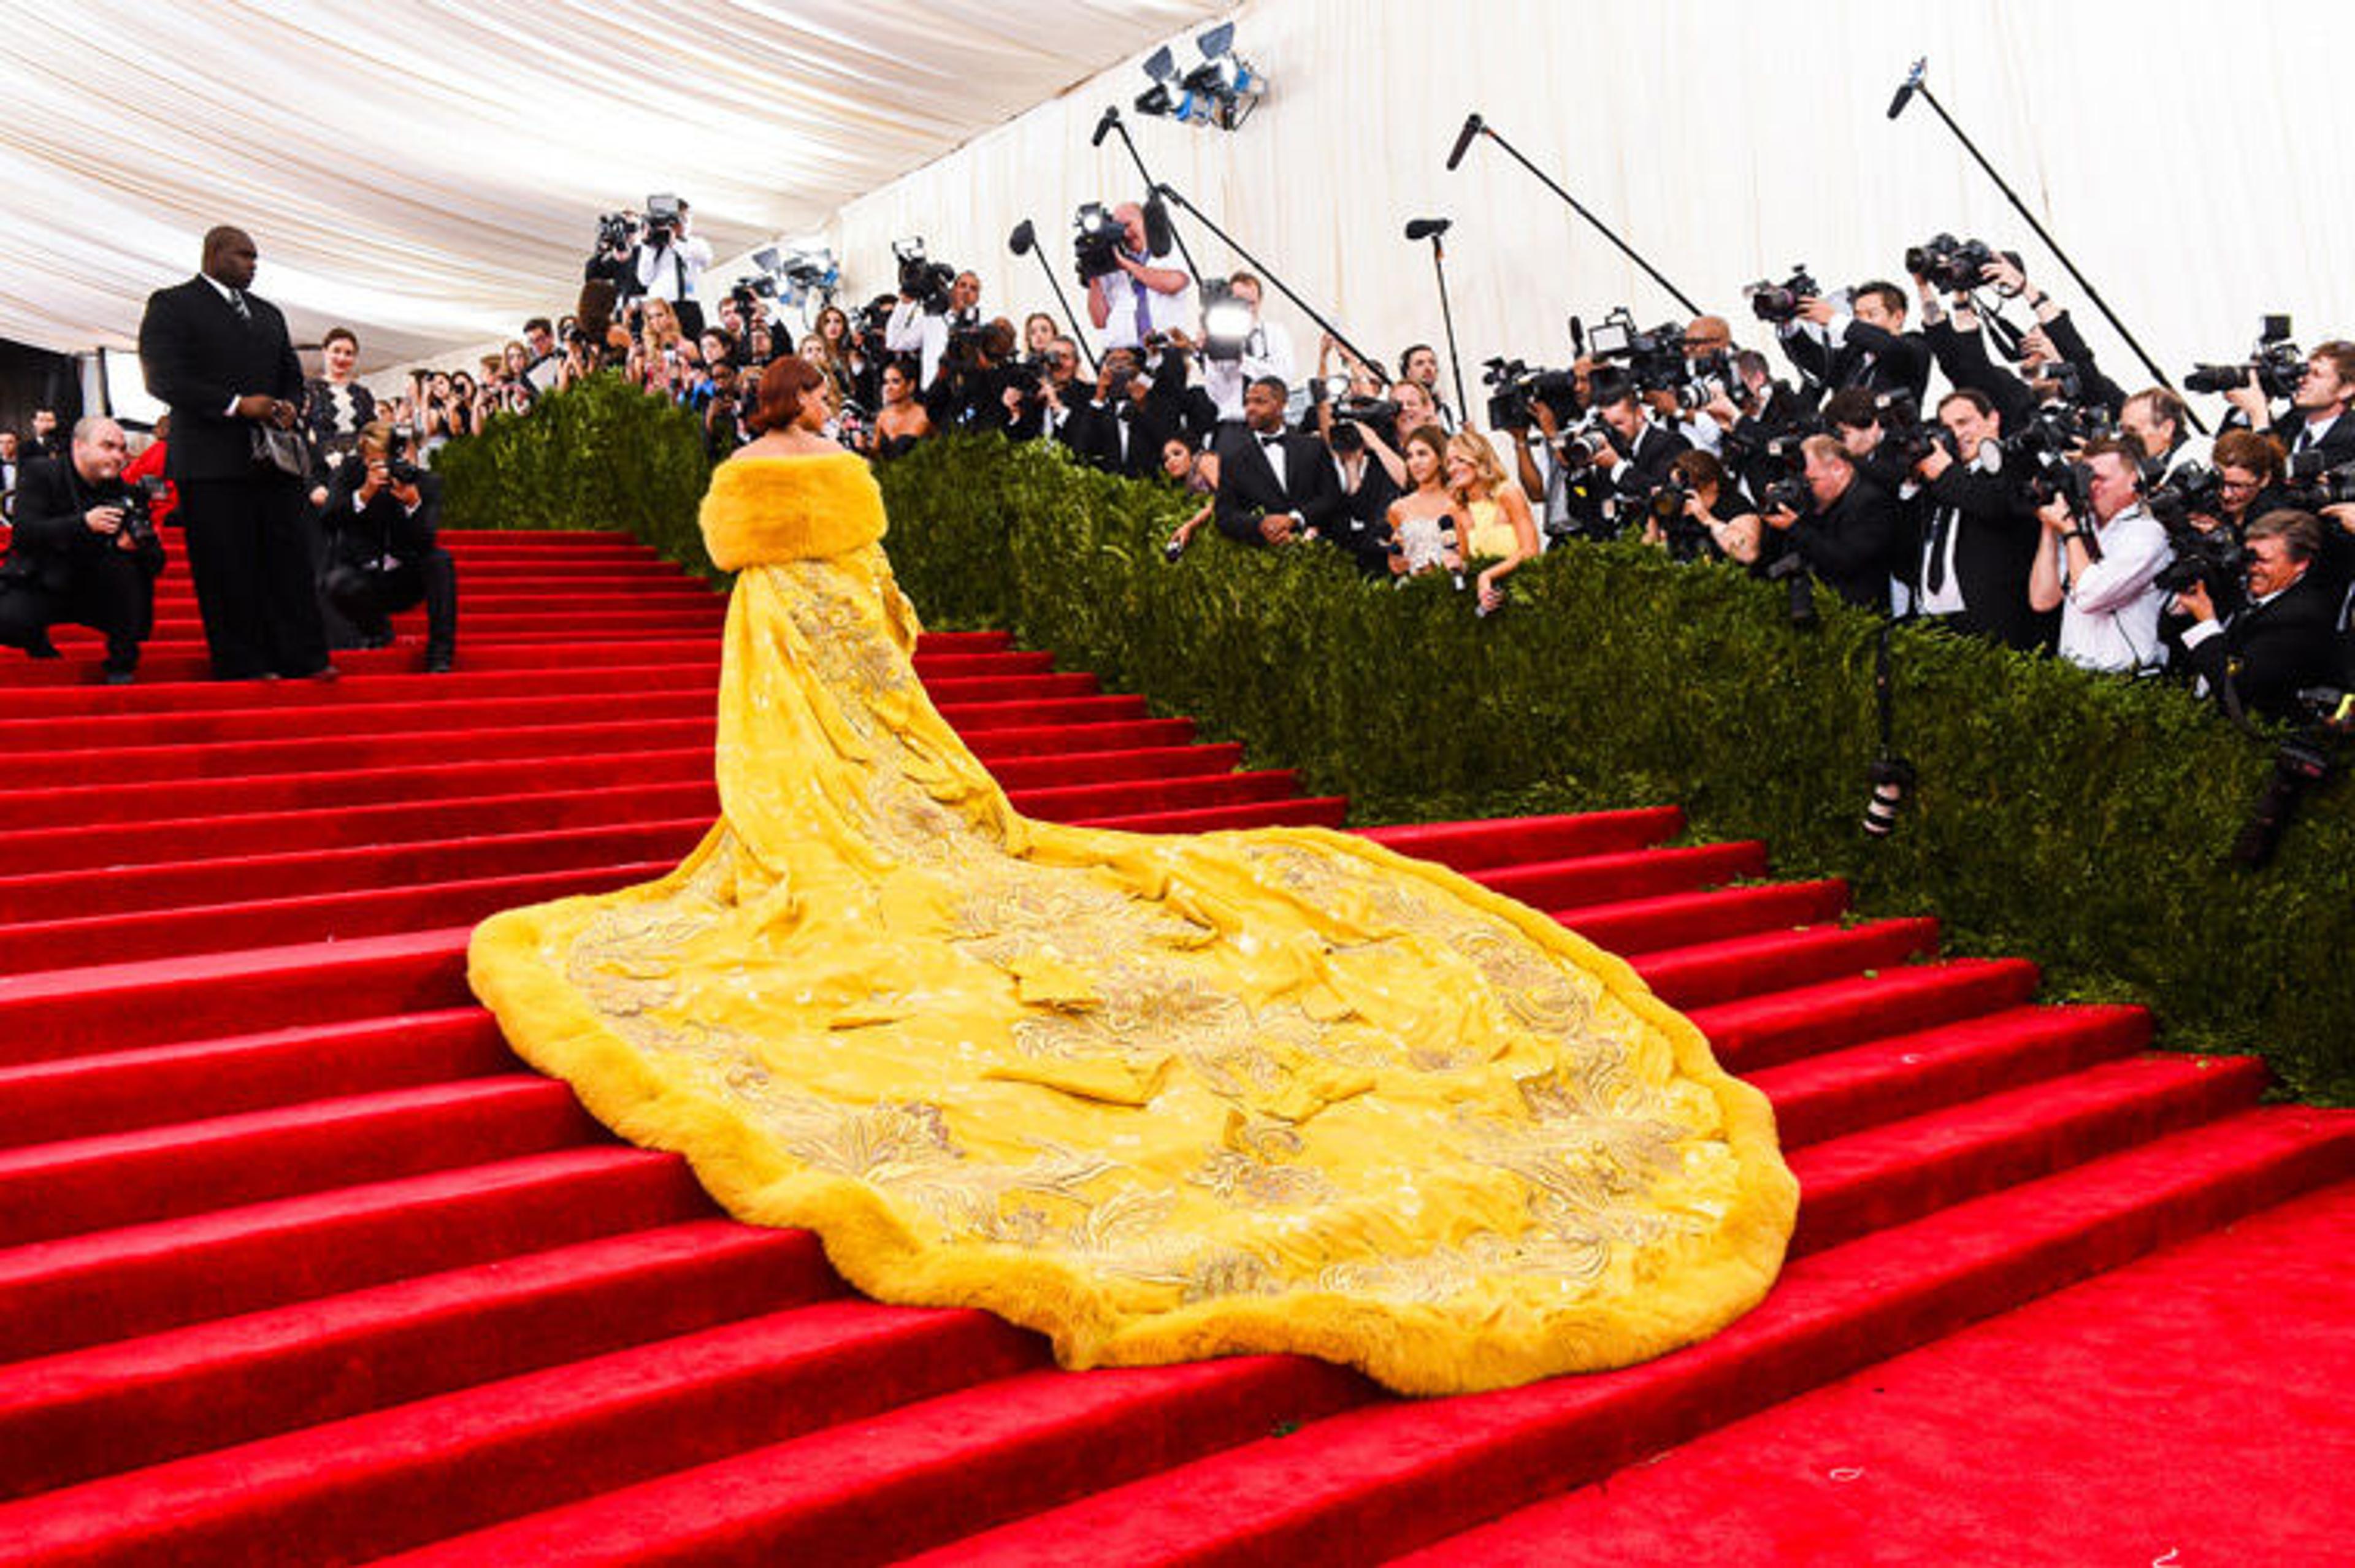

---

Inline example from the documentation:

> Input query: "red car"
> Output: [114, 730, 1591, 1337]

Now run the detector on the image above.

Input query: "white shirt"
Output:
[1201, 318, 1296, 423]
[1095, 253, 1193, 353]
[1250, 430, 1289, 491]
[633, 234, 712, 303]
[1915, 443, 2007, 618]
[2055, 502, 2172, 673]
[884, 302, 976, 389]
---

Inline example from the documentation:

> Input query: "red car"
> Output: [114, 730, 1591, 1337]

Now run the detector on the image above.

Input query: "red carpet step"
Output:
[1, 527, 2347, 1564]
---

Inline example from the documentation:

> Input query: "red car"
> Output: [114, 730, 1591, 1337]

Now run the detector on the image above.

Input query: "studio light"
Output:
[1133, 22, 1265, 131]
[1200, 284, 1253, 362]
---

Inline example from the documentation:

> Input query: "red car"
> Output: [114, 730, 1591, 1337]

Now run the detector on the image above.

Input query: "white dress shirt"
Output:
[2055, 502, 2173, 673]
[1201, 318, 1296, 423]
[633, 234, 712, 304]
[1095, 253, 1194, 353]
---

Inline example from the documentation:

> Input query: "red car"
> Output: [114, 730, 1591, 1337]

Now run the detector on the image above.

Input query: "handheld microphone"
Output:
[1445, 113, 1484, 172]
[1886, 58, 1926, 121]
[1091, 106, 1120, 147]
[1008, 220, 1036, 257]
[1404, 218, 1451, 242]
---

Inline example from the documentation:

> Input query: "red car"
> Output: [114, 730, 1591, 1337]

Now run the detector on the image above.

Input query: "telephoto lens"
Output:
[1861, 755, 1917, 837]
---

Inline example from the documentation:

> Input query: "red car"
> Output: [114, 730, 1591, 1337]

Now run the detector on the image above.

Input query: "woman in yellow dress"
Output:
[469, 357, 1795, 1397]
[1446, 430, 1541, 614]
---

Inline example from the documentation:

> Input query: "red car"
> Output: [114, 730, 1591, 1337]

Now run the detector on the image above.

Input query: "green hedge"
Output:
[435, 372, 724, 579]
[444, 400, 2355, 1103]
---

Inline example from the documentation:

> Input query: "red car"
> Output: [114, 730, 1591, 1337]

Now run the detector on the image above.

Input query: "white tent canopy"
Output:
[0, 0, 1225, 370]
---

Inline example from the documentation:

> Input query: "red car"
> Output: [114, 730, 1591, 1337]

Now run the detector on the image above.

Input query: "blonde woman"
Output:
[1444, 429, 1539, 611]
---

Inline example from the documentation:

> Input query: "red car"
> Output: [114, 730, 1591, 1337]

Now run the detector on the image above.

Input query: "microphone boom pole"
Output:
[1446, 112, 1701, 318]
[1092, 107, 1207, 291]
[1148, 180, 1383, 381]
[1888, 60, 2202, 431]
[1407, 218, 1469, 427]
[1007, 220, 1098, 373]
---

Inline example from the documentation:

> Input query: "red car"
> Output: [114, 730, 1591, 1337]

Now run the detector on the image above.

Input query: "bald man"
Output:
[138, 224, 332, 681]
[0, 417, 164, 682]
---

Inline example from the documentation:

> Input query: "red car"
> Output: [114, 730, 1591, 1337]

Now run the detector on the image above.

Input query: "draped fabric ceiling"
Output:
[0, 0, 1225, 370]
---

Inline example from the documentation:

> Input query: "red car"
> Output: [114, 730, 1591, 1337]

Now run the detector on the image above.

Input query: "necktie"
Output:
[1131, 257, 1152, 344]
[1924, 505, 1954, 594]
[229, 289, 252, 323]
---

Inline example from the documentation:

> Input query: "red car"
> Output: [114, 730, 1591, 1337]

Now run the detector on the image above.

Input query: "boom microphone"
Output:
[1445, 113, 1483, 172]
[1404, 217, 1451, 242]
[1886, 58, 1926, 121]
[1091, 105, 1120, 147]
[1008, 220, 1036, 257]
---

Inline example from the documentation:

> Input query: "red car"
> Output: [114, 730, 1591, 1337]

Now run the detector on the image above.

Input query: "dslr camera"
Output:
[113, 476, 166, 551]
[1905, 233, 2015, 294]
[2146, 463, 2245, 596]
[1744, 266, 1824, 326]
[2185, 315, 2304, 400]
[383, 429, 423, 489]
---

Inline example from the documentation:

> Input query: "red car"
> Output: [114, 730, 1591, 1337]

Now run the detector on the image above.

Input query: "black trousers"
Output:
[177, 468, 330, 679]
[323, 549, 458, 662]
[0, 552, 156, 673]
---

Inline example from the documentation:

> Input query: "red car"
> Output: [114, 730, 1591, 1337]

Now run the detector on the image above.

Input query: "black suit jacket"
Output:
[0, 457, 165, 591]
[1791, 475, 1900, 610]
[1925, 318, 2039, 431]
[1606, 423, 1691, 502]
[1211, 427, 1341, 545]
[2185, 570, 2340, 724]
[1783, 318, 1931, 410]
[2273, 410, 2355, 470]
[1917, 456, 2044, 648]
[137, 276, 304, 482]
[322, 464, 442, 572]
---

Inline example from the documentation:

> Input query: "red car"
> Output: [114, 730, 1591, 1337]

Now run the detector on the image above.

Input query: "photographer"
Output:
[1978, 255, 2125, 419]
[1909, 389, 2046, 648]
[1397, 344, 1458, 432]
[320, 421, 456, 673]
[886, 268, 980, 391]
[2174, 508, 2340, 722]
[0, 418, 163, 682]
[928, 317, 1022, 434]
[1198, 273, 1296, 426]
[1319, 392, 1402, 578]
[1074, 346, 1192, 479]
[630, 197, 711, 337]
[2223, 339, 2355, 467]
[1780, 281, 1930, 413]
[1587, 378, 1691, 513]
[1084, 202, 1192, 353]
[2029, 437, 2173, 673]
[1647, 449, 1761, 567]
[1761, 434, 1902, 611]
[1211, 376, 1340, 548]
[2120, 387, 2210, 482]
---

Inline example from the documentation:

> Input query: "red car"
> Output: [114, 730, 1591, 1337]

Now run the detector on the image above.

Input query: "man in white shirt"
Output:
[2118, 387, 2209, 483]
[1197, 272, 1295, 424]
[1086, 202, 1192, 353]
[632, 200, 714, 336]
[886, 270, 981, 392]
[2029, 438, 2174, 673]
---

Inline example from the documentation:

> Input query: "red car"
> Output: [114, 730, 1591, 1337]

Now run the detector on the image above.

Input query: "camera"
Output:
[2185, 315, 2303, 399]
[1744, 267, 1823, 326]
[1904, 233, 2013, 294]
[112, 476, 164, 551]
[1585, 307, 1688, 393]
[595, 210, 639, 254]
[893, 239, 957, 313]
[1764, 550, 1820, 627]
[1073, 202, 1127, 283]
[383, 429, 422, 489]
[1480, 357, 1580, 430]
[641, 193, 683, 245]
[2285, 450, 2355, 508]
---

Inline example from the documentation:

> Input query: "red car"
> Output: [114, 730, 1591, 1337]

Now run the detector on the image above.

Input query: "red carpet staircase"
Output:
[1, 529, 2349, 1564]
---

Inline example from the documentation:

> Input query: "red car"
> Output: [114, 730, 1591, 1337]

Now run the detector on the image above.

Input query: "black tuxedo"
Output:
[1915, 454, 2045, 649]
[1605, 423, 1691, 505]
[1325, 448, 1400, 576]
[2183, 570, 2340, 724]
[1783, 318, 1931, 411]
[137, 273, 327, 679]
[2273, 410, 2355, 470]
[321, 464, 458, 665]
[0, 457, 163, 673]
[1211, 427, 1341, 546]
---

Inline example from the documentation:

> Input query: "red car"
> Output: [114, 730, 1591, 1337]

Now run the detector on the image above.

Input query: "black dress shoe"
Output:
[307, 663, 341, 683]
[424, 656, 454, 675]
[101, 669, 136, 686]
[27, 632, 62, 659]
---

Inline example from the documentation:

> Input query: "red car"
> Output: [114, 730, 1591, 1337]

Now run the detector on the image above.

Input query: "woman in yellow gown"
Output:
[469, 358, 1796, 1396]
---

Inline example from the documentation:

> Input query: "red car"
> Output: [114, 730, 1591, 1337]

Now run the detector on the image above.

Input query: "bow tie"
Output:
[1257, 433, 1284, 447]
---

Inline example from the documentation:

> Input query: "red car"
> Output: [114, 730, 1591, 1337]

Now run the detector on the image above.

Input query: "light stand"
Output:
[1147, 180, 1384, 383]
[1007, 220, 1098, 373]
[1406, 218, 1469, 427]
[1445, 112, 1702, 318]
[1888, 59, 2204, 432]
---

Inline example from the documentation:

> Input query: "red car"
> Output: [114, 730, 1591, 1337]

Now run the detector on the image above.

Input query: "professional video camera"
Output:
[2232, 686, 2355, 868]
[1481, 358, 1579, 430]
[1072, 203, 1127, 283]
[641, 193, 684, 245]
[729, 273, 778, 329]
[2185, 315, 2303, 399]
[1744, 266, 1825, 326]
[1904, 233, 2018, 294]
[1584, 307, 1688, 392]
[893, 239, 957, 314]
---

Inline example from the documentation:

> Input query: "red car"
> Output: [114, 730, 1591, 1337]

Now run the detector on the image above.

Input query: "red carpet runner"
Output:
[2, 529, 2348, 1564]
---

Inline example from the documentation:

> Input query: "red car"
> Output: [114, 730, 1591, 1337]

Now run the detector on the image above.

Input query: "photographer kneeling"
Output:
[320, 421, 457, 673]
[2175, 508, 2340, 723]
[0, 416, 163, 683]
